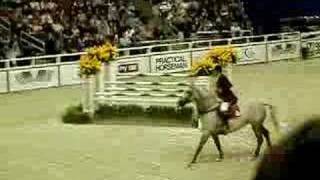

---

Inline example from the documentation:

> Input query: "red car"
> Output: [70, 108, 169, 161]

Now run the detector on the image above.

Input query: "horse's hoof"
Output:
[216, 158, 223, 162]
[186, 162, 195, 169]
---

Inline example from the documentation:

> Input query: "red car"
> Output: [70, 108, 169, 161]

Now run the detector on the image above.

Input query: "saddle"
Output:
[219, 103, 241, 121]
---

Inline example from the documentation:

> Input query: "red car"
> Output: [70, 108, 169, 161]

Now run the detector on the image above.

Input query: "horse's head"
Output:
[177, 88, 193, 108]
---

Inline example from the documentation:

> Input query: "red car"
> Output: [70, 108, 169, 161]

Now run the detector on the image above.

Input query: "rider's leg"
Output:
[218, 111, 229, 134]
[224, 115, 230, 129]
[220, 102, 230, 130]
[230, 98, 241, 117]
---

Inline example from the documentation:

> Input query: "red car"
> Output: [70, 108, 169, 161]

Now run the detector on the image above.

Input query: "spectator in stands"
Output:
[253, 116, 320, 180]
[0, 0, 253, 58]
[5, 34, 22, 66]
[45, 31, 56, 55]
[231, 21, 241, 37]
[119, 30, 132, 48]
[0, 41, 8, 63]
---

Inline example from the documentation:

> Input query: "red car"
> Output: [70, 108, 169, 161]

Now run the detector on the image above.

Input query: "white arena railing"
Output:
[0, 31, 319, 94]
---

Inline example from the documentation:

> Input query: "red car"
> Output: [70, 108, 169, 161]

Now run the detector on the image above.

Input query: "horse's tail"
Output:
[263, 103, 280, 133]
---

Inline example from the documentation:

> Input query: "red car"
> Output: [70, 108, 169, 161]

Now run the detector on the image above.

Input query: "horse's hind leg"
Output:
[211, 134, 224, 161]
[189, 131, 210, 165]
[251, 125, 264, 158]
[261, 126, 272, 148]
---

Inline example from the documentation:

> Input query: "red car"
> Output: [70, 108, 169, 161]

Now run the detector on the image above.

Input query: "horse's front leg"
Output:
[188, 131, 210, 166]
[211, 134, 224, 161]
[191, 104, 199, 128]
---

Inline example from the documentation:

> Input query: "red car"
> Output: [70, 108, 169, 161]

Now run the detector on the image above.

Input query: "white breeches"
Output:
[220, 102, 230, 112]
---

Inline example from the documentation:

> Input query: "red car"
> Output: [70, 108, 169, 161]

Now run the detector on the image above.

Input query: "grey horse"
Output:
[177, 77, 280, 166]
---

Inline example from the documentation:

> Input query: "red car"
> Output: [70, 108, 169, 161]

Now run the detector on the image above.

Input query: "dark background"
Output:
[243, 0, 320, 34]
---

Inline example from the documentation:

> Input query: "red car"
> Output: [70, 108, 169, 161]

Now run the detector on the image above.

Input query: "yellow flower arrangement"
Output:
[86, 43, 118, 62]
[202, 45, 237, 66]
[191, 58, 217, 76]
[79, 43, 118, 77]
[96, 43, 118, 62]
[191, 46, 237, 76]
[79, 55, 102, 77]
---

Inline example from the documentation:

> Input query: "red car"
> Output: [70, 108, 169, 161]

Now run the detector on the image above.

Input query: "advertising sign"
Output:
[9, 66, 59, 91]
[118, 63, 139, 73]
[236, 44, 267, 64]
[268, 41, 300, 61]
[59, 64, 81, 85]
[0, 71, 7, 93]
[116, 57, 149, 75]
[303, 40, 320, 58]
[150, 52, 191, 73]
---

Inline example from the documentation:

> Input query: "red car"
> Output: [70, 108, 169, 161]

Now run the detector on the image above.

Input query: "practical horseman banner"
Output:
[150, 53, 191, 73]
[0, 71, 7, 93]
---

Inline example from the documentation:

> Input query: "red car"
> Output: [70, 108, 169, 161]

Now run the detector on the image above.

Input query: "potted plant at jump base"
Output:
[62, 48, 102, 124]
[80, 42, 118, 116]
[61, 43, 118, 124]
[79, 54, 102, 116]
[61, 52, 101, 124]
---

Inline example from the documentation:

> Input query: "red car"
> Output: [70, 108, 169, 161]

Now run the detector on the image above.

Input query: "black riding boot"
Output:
[219, 113, 230, 134]
[223, 116, 230, 130]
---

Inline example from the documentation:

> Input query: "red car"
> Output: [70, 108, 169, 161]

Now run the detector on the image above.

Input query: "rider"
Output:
[213, 65, 240, 130]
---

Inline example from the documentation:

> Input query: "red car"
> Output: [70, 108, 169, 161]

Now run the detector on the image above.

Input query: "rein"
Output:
[198, 104, 219, 115]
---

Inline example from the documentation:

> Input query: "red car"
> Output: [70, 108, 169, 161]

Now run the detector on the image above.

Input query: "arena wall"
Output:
[0, 31, 319, 94]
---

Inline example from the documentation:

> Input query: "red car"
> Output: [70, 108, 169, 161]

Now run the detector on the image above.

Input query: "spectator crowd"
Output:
[0, 0, 252, 60]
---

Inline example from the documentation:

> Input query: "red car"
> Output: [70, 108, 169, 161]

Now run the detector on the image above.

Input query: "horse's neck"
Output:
[192, 86, 205, 99]
[192, 86, 217, 110]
